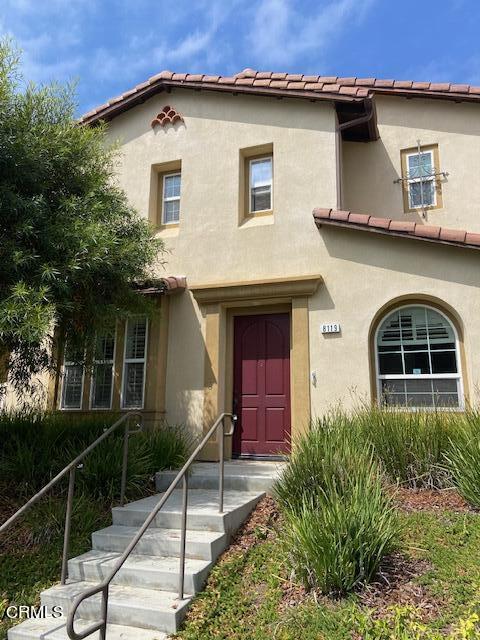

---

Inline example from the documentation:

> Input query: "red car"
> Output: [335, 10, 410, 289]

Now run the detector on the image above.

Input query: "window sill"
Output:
[240, 211, 274, 229]
[156, 222, 180, 238]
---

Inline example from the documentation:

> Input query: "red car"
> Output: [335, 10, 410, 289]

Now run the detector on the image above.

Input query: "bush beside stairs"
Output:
[8, 461, 281, 640]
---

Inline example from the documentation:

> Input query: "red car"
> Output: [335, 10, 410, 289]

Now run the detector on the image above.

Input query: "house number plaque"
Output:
[321, 322, 341, 334]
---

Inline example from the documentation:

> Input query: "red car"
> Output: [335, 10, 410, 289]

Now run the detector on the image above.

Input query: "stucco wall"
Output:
[104, 89, 480, 430]
[343, 95, 480, 232]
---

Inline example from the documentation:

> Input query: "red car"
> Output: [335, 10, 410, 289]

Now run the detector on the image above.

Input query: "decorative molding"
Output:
[190, 275, 322, 305]
[151, 105, 184, 129]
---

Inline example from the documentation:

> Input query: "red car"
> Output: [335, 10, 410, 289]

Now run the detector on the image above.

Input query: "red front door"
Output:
[233, 313, 291, 456]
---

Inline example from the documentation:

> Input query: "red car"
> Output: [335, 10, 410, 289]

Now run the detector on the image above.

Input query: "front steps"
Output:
[9, 461, 283, 640]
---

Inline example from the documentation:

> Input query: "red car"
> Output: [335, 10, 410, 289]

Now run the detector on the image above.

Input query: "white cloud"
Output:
[248, 0, 376, 67]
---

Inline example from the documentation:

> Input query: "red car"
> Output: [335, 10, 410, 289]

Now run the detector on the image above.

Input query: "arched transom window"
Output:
[376, 305, 463, 409]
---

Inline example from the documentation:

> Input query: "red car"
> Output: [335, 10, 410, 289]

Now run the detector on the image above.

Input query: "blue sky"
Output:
[1, 0, 479, 116]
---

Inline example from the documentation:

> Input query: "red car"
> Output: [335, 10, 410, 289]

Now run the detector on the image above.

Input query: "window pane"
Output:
[427, 309, 455, 349]
[399, 307, 428, 347]
[404, 351, 430, 374]
[62, 364, 83, 409]
[92, 363, 113, 409]
[125, 318, 147, 360]
[406, 393, 435, 408]
[383, 393, 407, 407]
[432, 379, 457, 393]
[251, 186, 271, 212]
[164, 174, 181, 199]
[431, 351, 457, 374]
[123, 362, 144, 408]
[435, 393, 459, 408]
[164, 199, 180, 223]
[406, 379, 432, 393]
[250, 158, 272, 188]
[378, 311, 401, 349]
[382, 379, 405, 394]
[408, 152, 433, 178]
[409, 180, 435, 207]
[95, 333, 115, 362]
[379, 352, 403, 374]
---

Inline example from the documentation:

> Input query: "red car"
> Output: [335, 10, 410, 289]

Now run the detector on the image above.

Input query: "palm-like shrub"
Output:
[274, 414, 399, 594]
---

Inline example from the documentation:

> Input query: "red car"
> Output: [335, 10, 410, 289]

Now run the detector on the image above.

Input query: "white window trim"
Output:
[60, 351, 85, 411]
[406, 149, 436, 209]
[374, 304, 464, 411]
[90, 328, 117, 411]
[249, 156, 273, 214]
[121, 317, 149, 409]
[162, 172, 181, 225]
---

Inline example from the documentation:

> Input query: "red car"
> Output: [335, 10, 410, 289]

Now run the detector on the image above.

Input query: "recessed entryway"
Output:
[232, 313, 291, 456]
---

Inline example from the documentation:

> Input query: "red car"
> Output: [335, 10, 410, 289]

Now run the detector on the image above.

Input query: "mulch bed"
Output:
[359, 553, 440, 620]
[221, 495, 279, 561]
[393, 487, 470, 513]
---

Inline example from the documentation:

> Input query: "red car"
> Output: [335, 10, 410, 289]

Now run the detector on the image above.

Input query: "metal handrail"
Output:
[66, 411, 236, 640]
[0, 411, 143, 584]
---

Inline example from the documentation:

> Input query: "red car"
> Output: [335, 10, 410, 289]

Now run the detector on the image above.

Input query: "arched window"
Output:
[376, 305, 463, 409]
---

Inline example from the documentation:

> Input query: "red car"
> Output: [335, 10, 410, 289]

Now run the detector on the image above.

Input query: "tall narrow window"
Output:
[249, 156, 272, 213]
[61, 346, 84, 410]
[400, 144, 443, 213]
[407, 150, 435, 208]
[162, 173, 181, 224]
[91, 331, 116, 409]
[376, 305, 462, 409]
[122, 317, 148, 408]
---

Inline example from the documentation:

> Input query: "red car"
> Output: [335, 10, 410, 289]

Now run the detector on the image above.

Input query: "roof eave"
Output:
[81, 79, 365, 126]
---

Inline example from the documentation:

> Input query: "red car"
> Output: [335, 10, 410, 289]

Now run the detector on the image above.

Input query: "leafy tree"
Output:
[0, 40, 163, 397]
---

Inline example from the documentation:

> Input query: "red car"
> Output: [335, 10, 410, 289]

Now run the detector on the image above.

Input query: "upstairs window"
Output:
[61, 346, 84, 410]
[91, 331, 116, 410]
[122, 317, 148, 409]
[162, 172, 181, 224]
[400, 144, 443, 213]
[376, 305, 462, 409]
[249, 156, 273, 213]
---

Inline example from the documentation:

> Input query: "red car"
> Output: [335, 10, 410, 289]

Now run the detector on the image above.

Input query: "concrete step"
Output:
[8, 616, 167, 640]
[69, 549, 212, 595]
[41, 582, 191, 633]
[112, 490, 265, 533]
[156, 461, 284, 494]
[92, 525, 227, 562]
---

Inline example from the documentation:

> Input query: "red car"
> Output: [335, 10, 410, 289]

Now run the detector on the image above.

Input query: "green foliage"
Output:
[0, 38, 163, 394]
[274, 415, 399, 594]
[352, 406, 452, 488]
[0, 411, 192, 500]
[444, 410, 480, 508]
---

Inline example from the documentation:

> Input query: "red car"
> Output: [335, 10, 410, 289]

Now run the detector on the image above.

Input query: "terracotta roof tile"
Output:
[313, 208, 480, 251]
[80, 68, 480, 124]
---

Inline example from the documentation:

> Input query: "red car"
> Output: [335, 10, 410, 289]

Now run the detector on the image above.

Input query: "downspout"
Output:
[335, 98, 376, 210]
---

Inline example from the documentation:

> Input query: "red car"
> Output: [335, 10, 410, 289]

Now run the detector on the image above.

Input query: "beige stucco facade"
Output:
[46, 84, 480, 454]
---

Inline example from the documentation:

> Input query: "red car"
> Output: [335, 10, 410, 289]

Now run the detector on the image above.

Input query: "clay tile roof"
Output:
[80, 68, 480, 125]
[312, 208, 480, 251]
[135, 276, 187, 296]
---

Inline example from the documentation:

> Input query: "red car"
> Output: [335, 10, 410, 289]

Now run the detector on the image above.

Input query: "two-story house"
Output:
[51, 69, 480, 458]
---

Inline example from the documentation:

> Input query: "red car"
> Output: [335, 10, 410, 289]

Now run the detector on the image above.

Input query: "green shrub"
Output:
[274, 414, 399, 594]
[352, 406, 452, 488]
[444, 410, 480, 508]
[0, 411, 193, 501]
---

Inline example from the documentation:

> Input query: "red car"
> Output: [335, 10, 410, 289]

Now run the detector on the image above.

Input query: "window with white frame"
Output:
[249, 156, 272, 213]
[122, 317, 148, 408]
[406, 149, 436, 209]
[91, 331, 116, 409]
[376, 305, 462, 409]
[61, 346, 85, 410]
[162, 173, 181, 224]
